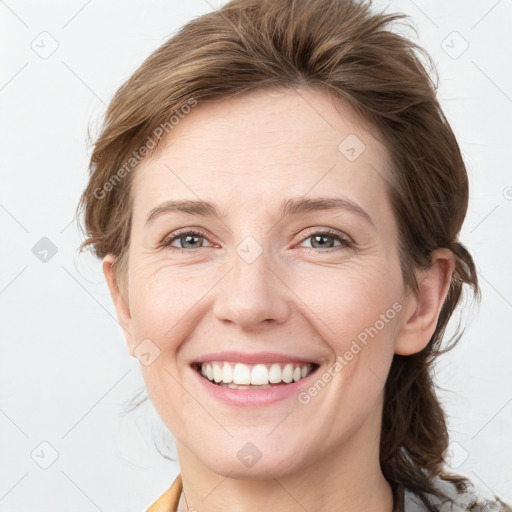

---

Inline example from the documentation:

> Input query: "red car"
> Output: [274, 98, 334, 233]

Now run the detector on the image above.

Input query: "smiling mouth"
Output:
[191, 361, 320, 389]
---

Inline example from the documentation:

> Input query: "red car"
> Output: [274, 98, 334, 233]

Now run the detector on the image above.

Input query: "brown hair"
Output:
[76, 0, 487, 507]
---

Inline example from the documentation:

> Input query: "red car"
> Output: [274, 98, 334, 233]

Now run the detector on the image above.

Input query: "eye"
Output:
[160, 229, 214, 250]
[297, 228, 352, 251]
[160, 227, 352, 252]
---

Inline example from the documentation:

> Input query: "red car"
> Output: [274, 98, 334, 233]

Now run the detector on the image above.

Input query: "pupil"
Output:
[184, 235, 201, 248]
[312, 234, 333, 248]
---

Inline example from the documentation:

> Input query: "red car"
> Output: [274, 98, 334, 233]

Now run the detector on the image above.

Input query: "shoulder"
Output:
[403, 473, 512, 512]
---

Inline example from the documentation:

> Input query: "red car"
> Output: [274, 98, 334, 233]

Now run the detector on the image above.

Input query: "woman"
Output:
[76, 0, 511, 510]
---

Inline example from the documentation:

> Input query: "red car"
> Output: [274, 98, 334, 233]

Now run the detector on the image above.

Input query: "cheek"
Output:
[290, 259, 399, 337]
[128, 266, 198, 432]
[287, 260, 401, 389]
[128, 263, 203, 343]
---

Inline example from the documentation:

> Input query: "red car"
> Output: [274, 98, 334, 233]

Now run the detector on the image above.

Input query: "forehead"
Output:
[130, 87, 394, 228]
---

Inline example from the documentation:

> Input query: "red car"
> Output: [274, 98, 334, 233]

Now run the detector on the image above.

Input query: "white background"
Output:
[1, 0, 511, 510]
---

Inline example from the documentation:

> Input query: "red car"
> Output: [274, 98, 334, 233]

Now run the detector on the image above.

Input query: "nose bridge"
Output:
[212, 233, 289, 328]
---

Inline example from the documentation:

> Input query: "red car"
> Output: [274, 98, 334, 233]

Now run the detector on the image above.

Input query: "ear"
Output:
[394, 248, 456, 356]
[102, 254, 136, 357]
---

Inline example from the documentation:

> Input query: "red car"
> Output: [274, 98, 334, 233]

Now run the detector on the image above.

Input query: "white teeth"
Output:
[233, 362, 251, 385]
[222, 362, 233, 383]
[268, 363, 282, 383]
[213, 363, 223, 383]
[251, 364, 268, 385]
[198, 361, 315, 386]
[221, 382, 274, 390]
[282, 363, 293, 383]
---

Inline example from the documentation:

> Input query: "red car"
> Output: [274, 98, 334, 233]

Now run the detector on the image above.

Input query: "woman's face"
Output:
[111, 87, 415, 478]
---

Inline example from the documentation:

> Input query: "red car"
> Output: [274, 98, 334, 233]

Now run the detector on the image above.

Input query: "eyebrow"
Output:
[145, 196, 375, 228]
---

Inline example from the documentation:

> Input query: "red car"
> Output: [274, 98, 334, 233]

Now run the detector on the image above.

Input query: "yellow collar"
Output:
[146, 473, 182, 512]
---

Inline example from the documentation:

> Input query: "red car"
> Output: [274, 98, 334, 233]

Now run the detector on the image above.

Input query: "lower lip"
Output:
[190, 364, 319, 407]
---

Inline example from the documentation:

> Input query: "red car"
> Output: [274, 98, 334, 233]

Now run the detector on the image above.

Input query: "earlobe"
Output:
[101, 254, 135, 355]
[394, 248, 455, 356]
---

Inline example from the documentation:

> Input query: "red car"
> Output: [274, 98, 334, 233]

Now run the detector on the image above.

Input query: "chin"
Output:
[200, 445, 304, 480]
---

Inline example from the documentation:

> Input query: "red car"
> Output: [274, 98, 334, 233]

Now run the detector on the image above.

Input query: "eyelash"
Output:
[159, 227, 353, 253]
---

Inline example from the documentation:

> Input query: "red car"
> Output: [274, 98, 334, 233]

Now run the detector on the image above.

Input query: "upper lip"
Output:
[191, 351, 321, 365]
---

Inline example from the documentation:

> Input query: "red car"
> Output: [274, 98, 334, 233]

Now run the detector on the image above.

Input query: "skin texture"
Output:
[103, 87, 455, 512]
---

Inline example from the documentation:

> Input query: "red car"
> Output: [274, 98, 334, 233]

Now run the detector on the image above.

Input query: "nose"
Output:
[212, 242, 291, 330]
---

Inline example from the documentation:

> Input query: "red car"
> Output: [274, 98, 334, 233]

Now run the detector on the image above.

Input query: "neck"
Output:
[177, 470, 394, 512]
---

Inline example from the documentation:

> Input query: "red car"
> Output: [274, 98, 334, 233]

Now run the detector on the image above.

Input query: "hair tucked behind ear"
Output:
[75, 0, 496, 507]
[381, 236, 481, 505]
